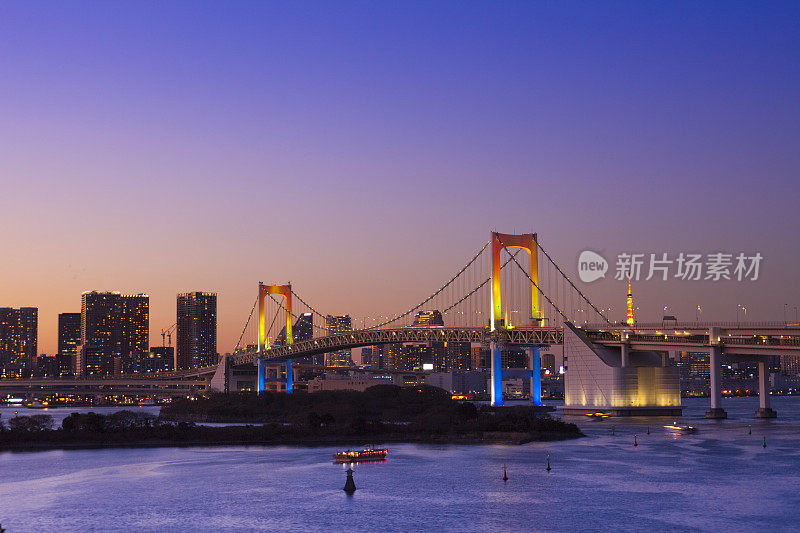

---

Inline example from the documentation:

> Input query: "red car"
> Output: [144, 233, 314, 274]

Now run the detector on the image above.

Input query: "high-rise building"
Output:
[501, 347, 528, 369]
[58, 312, 81, 376]
[781, 355, 800, 376]
[325, 315, 353, 367]
[400, 343, 428, 371]
[677, 351, 710, 381]
[360, 347, 374, 368]
[379, 343, 404, 371]
[275, 313, 317, 364]
[412, 310, 444, 327]
[120, 293, 149, 365]
[0, 307, 38, 376]
[444, 342, 472, 371]
[472, 346, 488, 370]
[79, 291, 149, 376]
[176, 292, 217, 370]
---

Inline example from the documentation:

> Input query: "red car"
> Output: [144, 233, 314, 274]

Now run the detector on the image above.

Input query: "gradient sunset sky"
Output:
[1, 2, 798, 354]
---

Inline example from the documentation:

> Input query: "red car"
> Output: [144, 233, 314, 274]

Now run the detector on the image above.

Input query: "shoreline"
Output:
[0, 431, 583, 452]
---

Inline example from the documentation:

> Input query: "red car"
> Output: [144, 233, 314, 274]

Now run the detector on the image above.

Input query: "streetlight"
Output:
[785, 304, 789, 326]
[696, 305, 702, 322]
[737, 304, 746, 324]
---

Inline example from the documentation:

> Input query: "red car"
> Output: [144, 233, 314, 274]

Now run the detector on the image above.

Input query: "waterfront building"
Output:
[57, 312, 80, 376]
[781, 354, 800, 376]
[0, 307, 38, 373]
[176, 292, 217, 369]
[444, 342, 472, 371]
[325, 315, 353, 367]
[34, 354, 59, 377]
[377, 343, 403, 371]
[79, 291, 149, 376]
[120, 293, 149, 365]
[401, 343, 427, 371]
[501, 346, 529, 369]
[360, 346, 374, 368]
[678, 351, 710, 381]
[472, 346, 488, 369]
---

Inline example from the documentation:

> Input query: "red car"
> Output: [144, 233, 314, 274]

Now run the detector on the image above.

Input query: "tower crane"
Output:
[161, 322, 177, 347]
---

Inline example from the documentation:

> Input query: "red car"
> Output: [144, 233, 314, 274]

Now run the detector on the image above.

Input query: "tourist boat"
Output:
[138, 398, 156, 406]
[664, 423, 697, 433]
[25, 400, 49, 409]
[333, 446, 388, 463]
[585, 412, 610, 419]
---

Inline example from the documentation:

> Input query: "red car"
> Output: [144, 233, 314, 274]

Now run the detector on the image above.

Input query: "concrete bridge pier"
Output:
[285, 359, 293, 394]
[706, 328, 727, 419]
[490, 340, 503, 406]
[756, 361, 777, 418]
[257, 358, 266, 395]
[620, 342, 630, 367]
[528, 347, 542, 406]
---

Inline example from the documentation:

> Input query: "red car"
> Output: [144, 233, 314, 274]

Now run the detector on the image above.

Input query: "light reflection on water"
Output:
[1, 397, 799, 532]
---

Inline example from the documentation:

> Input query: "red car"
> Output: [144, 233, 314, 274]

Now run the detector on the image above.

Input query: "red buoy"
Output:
[634, 435, 638, 447]
[503, 465, 508, 482]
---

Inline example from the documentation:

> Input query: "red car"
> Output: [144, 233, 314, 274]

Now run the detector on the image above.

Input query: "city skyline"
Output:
[2, 2, 799, 354]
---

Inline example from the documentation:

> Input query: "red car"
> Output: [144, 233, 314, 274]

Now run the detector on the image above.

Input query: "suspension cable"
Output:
[441, 249, 523, 315]
[290, 288, 329, 323]
[265, 293, 333, 333]
[266, 305, 281, 343]
[365, 241, 491, 329]
[233, 295, 259, 353]
[535, 239, 612, 326]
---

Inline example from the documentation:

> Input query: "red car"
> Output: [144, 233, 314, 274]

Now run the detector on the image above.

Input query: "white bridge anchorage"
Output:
[220, 230, 800, 419]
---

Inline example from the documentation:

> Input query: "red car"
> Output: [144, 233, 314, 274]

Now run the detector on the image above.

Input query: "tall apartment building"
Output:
[78, 291, 149, 376]
[275, 313, 318, 364]
[120, 294, 149, 363]
[444, 342, 472, 371]
[0, 307, 38, 376]
[176, 292, 217, 370]
[57, 312, 81, 376]
[325, 315, 353, 367]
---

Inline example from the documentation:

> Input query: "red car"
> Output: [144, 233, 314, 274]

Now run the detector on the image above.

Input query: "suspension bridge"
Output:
[219, 230, 800, 417]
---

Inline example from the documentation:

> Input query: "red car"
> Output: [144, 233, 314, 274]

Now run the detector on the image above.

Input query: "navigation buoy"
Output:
[546, 455, 551, 472]
[748, 425, 752, 435]
[503, 465, 508, 482]
[634, 435, 638, 447]
[647, 426, 650, 435]
[762, 437, 767, 449]
[343, 467, 356, 494]
[611, 425, 615, 436]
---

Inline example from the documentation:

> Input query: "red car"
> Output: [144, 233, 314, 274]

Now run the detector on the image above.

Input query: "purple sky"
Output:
[1, 2, 799, 354]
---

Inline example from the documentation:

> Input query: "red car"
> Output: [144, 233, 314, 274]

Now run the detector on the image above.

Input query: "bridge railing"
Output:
[583, 321, 800, 330]
[721, 336, 800, 347]
[626, 334, 709, 344]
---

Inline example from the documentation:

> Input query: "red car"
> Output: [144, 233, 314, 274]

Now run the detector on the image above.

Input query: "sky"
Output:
[1, 1, 799, 354]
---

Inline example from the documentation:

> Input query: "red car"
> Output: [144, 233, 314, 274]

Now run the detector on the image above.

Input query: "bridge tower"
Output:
[258, 283, 294, 394]
[490, 232, 542, 406]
